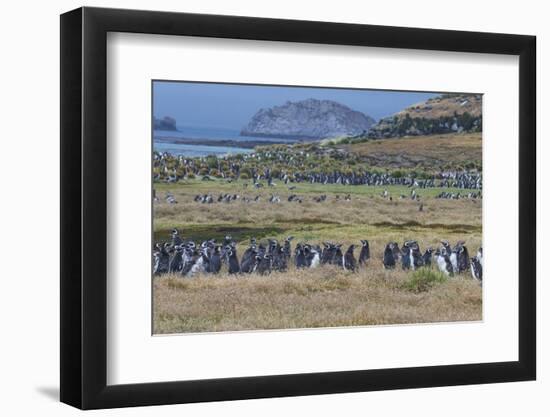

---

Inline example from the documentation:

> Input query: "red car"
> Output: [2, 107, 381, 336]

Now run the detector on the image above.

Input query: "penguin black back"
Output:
[359, 240, 370, 265]
[227, 246, 240, 274]
[209, 246, 222, 274]
[383, 243, 396, 269]
[344, 245, 357, 271]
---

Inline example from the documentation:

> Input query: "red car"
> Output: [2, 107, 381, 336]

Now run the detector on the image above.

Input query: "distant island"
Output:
[154, 116, 178, 131]
[241, 98, 375, 140]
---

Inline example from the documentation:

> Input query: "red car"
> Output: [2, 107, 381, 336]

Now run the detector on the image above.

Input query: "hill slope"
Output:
[368, 93, 482, 138]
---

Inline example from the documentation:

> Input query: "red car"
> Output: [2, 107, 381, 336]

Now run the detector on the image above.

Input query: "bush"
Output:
[402, 268, 447, 293]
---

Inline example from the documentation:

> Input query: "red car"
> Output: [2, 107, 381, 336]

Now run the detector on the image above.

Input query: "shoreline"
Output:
[154, 136, 298, 149]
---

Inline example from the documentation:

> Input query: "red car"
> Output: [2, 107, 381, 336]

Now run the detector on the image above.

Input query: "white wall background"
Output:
[0, 0, 545, 415]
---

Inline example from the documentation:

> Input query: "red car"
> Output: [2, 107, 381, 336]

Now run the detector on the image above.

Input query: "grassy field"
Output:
[153, 173, 482, 333]
[345, 132, 482, 171]
[154, 179, 481, 245]
[154, 268, 482, 334]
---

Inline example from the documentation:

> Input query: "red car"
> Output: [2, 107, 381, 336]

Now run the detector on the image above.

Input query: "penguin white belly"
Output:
[310, 253, 320, 268]
[189, 257, 204, 277]
[477, 250, 483, 268]
[450, 253, 458, 273]
[436, 256, 449, 276]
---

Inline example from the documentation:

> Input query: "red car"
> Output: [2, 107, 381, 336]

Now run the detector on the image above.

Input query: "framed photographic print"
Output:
[60, 6, 536, 409]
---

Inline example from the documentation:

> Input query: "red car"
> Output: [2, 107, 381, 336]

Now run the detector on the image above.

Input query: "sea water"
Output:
[153, 125, 296, 157]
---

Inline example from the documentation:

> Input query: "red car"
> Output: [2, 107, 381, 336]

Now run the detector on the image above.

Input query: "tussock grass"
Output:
[153, 266, 482, 334]
[401, 268, 448, 293]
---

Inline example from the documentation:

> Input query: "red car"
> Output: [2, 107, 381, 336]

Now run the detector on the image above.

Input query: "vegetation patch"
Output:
[401, 268, 448, 293]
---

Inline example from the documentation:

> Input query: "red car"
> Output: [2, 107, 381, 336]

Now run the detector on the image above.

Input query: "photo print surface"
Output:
[152, 81, 483, 335]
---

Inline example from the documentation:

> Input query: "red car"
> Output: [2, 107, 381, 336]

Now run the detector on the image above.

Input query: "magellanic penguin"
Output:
[208, 245, 222, 274]
[359, 240, 370, 265]
[455, 241, 470, 273]
[305, 244, 321, 268]
[240, 247, 259, 273]
[383, 243, 396, 269]
[409, 241, 424, 270]
[476, 247, 483, 269]
[283, 236, 294, 260]
[320, 242, 333, 265]
[435, 248, 453, 277]
[171, 228, 183, 246]
[168, 245, 184, 273]
[343, 245, 357, 272]
[295, 243, 307, 268]
[422, 248, 434, 268]
[470, 256, 482, 284]
[272, 246, 288, 272]
[154, 242, 170, 275]
[257, 253, 272, 275]
[331, 244, 344, 267]
[226, 246, 240, 274]
[400, 243, 412, 270]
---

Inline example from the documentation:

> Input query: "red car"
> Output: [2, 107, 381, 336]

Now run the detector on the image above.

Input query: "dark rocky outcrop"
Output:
[154, 116, 178, 131]
[241, 99, 375, 140]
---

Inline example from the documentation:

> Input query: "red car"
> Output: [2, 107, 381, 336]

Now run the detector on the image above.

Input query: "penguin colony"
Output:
[154, 151, 482, 190]
[154, 229, 482, 284]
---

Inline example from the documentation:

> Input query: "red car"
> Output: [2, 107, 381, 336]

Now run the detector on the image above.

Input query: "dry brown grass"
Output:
[153, 267, 482, 334]
[346, 132, 482, 170]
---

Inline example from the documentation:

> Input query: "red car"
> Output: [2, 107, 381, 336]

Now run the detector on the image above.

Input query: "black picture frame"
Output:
[60, 6, 536, 410]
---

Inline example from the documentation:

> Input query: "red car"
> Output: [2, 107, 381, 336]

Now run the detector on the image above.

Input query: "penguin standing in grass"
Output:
[181, 246, 196, 277]
[383, 243, 396, 269]
[227, 246, 240, 274]
[257, 253, 272, 275]
[273, 246, 288, 272]
[154, 242, 171, 275]
[295, 243, 307, 268]
[359, 240, 370, 265]
[305, 244, 321, 268]
[476, 247, 483, 268]
[400, 242, 412, 270]
[283, 236, 294, 261]
[331, 244, 344, 267]
[470, 256, 482, 284]
[171, 228, 183, 246]
[408, 241, 424, 270]
[241, 238, 257, 269]
[422, 248, 434, 268]
[435, 248, 453, 276]
[208, 245, 222, 274]
[168, 245, 184, 273]
[240, 247, 259, 273]
[441, 240, 452, 257]
[391, 242, 401, 264]
[320, 243, 333, 265]
[455, 242, 470, 273]
[343, 245, 357, 271]
[188, 249, 207, 277]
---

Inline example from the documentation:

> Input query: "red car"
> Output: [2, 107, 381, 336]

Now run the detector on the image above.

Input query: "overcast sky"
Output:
[153, 81, 439, 129]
